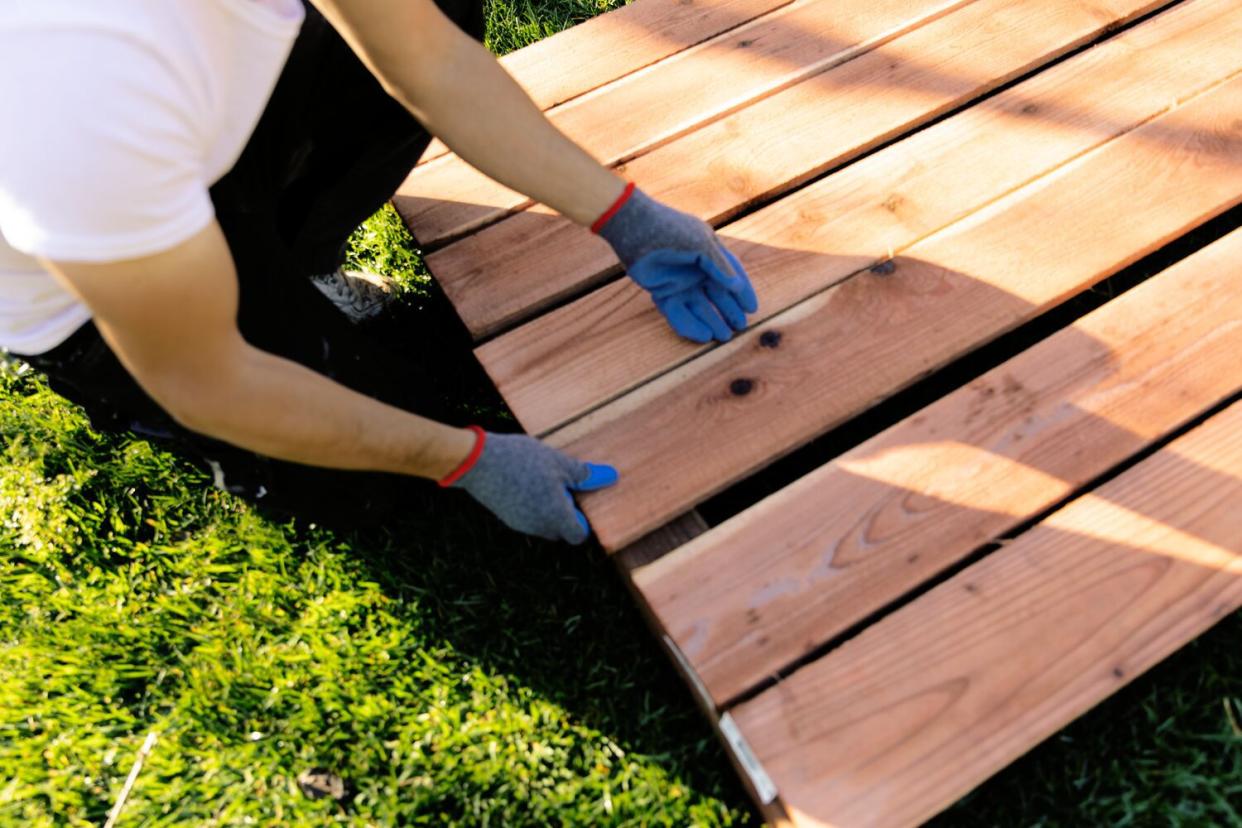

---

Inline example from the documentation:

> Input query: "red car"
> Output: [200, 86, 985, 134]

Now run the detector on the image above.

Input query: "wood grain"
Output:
[550, 71, 1242, 550]
[478, 0, 1242, 432]
[395, 0, 973, 247]
[631, 226, 1242, 707]
[415, 0, 799, 166]
[730, 400, 1242, 827]
[447, 0, 1181, 342]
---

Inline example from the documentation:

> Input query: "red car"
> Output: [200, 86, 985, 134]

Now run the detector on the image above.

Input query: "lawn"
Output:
[1, 0, 1239, 825]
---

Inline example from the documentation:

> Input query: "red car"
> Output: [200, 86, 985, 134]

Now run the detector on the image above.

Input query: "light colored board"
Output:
[632, 225, 1242, 707]
[415, 0, 799, 166]
[479, 0, 1242, 433]
[731, 400, 1242, 827]
[446, 0, 1180, 342]
[395, 0, 974, 247]
[550, 70, 1242, 551]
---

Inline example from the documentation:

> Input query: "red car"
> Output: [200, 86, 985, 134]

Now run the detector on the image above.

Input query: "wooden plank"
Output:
[605, 509, 799, 828]
[730, 400, 1242, 827]
[449, 0, 1182, 342]
[415, 0, 799, 166]
[395, 0, 974, 247]
[611, 512, 712, 709]
[480, 0, 1242, 432]
[552, 69, 1242, 550]
[632, 225, 1242, 708]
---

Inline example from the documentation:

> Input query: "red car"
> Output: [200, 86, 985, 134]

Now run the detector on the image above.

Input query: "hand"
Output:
[595, 185, 758, 343]
[443, 428, 618, 544]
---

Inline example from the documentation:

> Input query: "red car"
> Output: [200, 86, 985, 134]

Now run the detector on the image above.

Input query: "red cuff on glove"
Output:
[438, 425, 486, 487]
[590, 181, 635, 234]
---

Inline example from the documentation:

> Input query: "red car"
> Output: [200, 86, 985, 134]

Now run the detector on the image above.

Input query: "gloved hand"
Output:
[440, 426, 618, 544]
[593, 183, 758, 343]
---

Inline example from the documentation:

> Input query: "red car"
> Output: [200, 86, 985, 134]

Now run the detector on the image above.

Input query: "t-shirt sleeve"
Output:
[0, 27, 214, 263]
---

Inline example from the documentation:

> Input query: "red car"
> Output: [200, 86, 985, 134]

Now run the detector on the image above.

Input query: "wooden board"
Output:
[478, 0, 1242, 432]
[630, 225, 1242, 707]
[550, 67, 1242, 551]
[415, 0, 798, 165]
[395, 0, 973, 247]
[730, 400, 1242, 827]
[443, 0, 1185, 341]
[404, 0, 1242, 818]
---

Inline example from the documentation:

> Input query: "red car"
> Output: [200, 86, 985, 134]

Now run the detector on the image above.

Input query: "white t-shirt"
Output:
[0, 0, 305, 355]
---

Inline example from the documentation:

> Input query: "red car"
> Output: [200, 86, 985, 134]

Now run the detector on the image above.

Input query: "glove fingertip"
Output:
[704, 281, 748, 332]
[680, 326, 713, 344]
[721, 249, 760, 314]
[567, 507, 591, 545]
[573, 463, 619, 492]
[739, 285, 759, 315]
[662, 298, 713, 343]
[687, 290, 734, 343]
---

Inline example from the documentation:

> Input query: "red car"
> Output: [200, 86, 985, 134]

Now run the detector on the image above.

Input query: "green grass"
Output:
[2, 1, 1239, 825]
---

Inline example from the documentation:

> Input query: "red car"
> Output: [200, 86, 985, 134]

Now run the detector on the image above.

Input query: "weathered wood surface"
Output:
[396, 0, 973, 247]
[416, 0, 798, 165]
[731, 400, 1242, 827]
[632, 226, 1242, 707]
[445, 0, 1182, 341]
[553, 70, 1242, 551]
[479, 0, 1242, 433]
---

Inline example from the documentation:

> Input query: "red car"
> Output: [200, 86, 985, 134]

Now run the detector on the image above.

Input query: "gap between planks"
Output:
[729, 399, 1242, 827]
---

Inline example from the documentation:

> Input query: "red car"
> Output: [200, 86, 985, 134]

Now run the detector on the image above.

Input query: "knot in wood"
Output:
[870, 260, 897, 276]
[730, 378, 755, 396]
[759, 330, 782, 348]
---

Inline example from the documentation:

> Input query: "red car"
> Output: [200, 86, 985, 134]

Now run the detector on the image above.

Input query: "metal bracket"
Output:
[719, 712, 778, 805]
[662, 635, 778, 806]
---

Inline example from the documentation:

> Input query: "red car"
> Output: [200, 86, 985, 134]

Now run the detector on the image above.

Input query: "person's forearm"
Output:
[172, 342, 475, 481]
[315, 0, 625, 226]
[405, 35, 625, 224]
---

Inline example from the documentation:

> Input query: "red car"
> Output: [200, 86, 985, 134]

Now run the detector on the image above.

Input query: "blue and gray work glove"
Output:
[593, 183, 759, 343]
[440, 426, 618, 544]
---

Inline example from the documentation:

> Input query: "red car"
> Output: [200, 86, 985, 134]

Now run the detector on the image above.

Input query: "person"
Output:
[0, 0, 758, 544]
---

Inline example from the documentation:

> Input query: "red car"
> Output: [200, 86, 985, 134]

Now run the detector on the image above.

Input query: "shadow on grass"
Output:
[290, 300, 763, 821]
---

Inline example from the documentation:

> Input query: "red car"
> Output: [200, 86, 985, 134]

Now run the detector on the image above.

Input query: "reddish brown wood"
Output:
[447, 0, 1186, 343]
[415, 0, 801, 166]
[632, 226, 1242, 707]
[550, 73, 1242, 550]
[477, 0, 1242, 433]
[730, 400, 1242, 827]
[395, 0, 973, 247]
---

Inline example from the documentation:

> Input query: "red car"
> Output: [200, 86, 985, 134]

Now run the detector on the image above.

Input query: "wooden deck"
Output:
[395, 0, 1242, 823]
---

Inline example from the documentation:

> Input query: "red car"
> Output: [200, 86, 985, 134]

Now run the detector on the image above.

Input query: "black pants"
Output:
[14, 0, 490, 525]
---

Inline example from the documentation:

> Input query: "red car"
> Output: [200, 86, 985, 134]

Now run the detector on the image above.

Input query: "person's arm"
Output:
[44, 220, 618, 543]
[313, 0, 760, 343]
[311, 0, 625, 226]
[42, 220, 475, 480]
